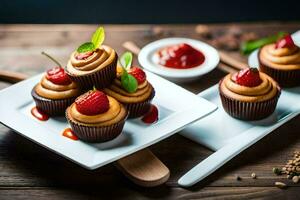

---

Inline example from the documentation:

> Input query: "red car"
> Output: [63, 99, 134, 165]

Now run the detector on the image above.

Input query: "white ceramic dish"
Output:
[0, 71, 217, 170]
[138, 38, 219, 82]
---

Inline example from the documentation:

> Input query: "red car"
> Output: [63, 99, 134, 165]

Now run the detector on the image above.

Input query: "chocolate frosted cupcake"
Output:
[104, 52, 155, 118]
[32, 66, 81, 116]
[66, 89, 128, 143]
[219, 68, 280, 120]
[259, 34, 300, 87]
[66, 27, 118, 89]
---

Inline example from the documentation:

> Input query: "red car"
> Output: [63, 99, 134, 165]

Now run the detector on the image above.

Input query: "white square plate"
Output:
[0, 71, 217, 169]
[181, 84, 300, 151]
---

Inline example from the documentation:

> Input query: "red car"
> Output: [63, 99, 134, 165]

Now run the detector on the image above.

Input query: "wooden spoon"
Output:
[0, 70, 170, 187]
[116, 149, 170, 187]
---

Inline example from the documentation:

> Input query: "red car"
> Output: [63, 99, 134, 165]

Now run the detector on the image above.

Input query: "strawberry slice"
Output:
[142, 105, 159, 124]
[232, 68, 262, 87]
[128, 67, 146, 84]
[75, 90, 109, 115]
[46, 67, 71, 85]
[275, 34, 296, 49]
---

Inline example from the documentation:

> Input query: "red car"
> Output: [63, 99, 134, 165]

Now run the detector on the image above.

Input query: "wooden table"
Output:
[0, 23, 300, 199]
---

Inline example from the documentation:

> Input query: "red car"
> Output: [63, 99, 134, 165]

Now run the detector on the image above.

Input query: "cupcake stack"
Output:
[31, 26, 155, 143]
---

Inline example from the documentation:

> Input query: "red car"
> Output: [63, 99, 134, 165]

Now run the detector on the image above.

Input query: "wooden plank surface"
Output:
[0, 23, 300, 199]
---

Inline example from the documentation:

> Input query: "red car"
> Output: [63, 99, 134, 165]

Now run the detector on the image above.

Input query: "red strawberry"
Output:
[232, 68, 262, 87]
[128, 67, 146, 84]
[75, 90, 109, 115]
[275, 34, 295, 49]
[46, 67, 71, 85]
[142, 105, 159, 124]
[75, 51, 94, 60]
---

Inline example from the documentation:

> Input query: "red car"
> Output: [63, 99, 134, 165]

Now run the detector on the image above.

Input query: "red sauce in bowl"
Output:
[157, 43, 205, 69]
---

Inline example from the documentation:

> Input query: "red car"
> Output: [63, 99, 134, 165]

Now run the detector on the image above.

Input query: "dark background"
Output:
[1, 0, 300, 24]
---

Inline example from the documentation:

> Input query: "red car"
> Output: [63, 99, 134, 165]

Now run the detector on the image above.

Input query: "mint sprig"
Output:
[92, 27, 105, 50]
[120, 51, 133, 70]
[77, 26, 105, 53]
[121, 70, 138, 93]
[119, 51, 138, 93]
[77, 42, 95, 53]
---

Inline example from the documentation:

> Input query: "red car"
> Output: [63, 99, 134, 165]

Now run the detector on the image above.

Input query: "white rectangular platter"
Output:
[181, 84, 300, 151]
[0, 71, 217, 169]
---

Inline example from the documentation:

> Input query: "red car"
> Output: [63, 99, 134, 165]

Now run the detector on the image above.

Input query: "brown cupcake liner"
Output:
[219, 82, 281, 121]
[31, 88, 76, 116]
[258, 49, 300, 87]
[125, 88, 155, 118]
[65, 109, 128, 143]
[66, 54, 118, 90]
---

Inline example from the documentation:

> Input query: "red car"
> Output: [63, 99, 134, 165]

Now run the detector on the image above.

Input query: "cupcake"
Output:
[32, 66, 81, 116]
[219, 68, 281, 120]
[258, 34, 300, 87]
[66, 89, 128, 143]
[103, 52, 155, 118]
[66, 27, 118, 89]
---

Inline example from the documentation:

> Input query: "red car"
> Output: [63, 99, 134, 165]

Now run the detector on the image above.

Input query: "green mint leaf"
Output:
[121, 71, 138, 93]
[120, 51, 133, 70]
[77, 42, 95, 53]
[91, 27, 105, 49]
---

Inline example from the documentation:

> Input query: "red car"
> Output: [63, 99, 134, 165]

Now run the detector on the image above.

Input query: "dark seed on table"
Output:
[235, 175, 242, 181]
[273, 168, 282, 175]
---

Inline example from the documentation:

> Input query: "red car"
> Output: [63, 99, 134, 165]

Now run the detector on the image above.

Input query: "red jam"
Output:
[157, 43, 205, 69]
[62, 128, 78, 141]
[142, 105, 159, 124]
[75, 51, 94, 60]
[31, 107, 49, 121]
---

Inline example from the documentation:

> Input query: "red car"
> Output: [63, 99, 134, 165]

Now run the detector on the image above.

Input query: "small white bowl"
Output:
[138, 38, 220, 82]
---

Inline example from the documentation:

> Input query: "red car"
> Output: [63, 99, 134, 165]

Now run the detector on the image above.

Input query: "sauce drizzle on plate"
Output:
[62, 128, 78, 141]
[31, 107, 49, 121]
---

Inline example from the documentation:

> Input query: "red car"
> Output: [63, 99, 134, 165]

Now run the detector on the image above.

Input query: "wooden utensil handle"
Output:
[0, 70, 28, 83]
[116, 149, 170, 187]
[219, 51, 248, 70]
[123, 41, 141, 55]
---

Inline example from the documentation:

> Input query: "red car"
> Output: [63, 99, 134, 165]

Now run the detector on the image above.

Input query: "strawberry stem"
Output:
[41, 51, 62, 67]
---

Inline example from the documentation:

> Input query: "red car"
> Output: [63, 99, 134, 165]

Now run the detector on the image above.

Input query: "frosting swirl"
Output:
[103, 79, 153, 103]
[68, 96, 127, 126]
[259, 44, 300, 70]
[66, 45, 116, 76]
[220, 72, 279, 102]
[35, 75, 80, 100]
